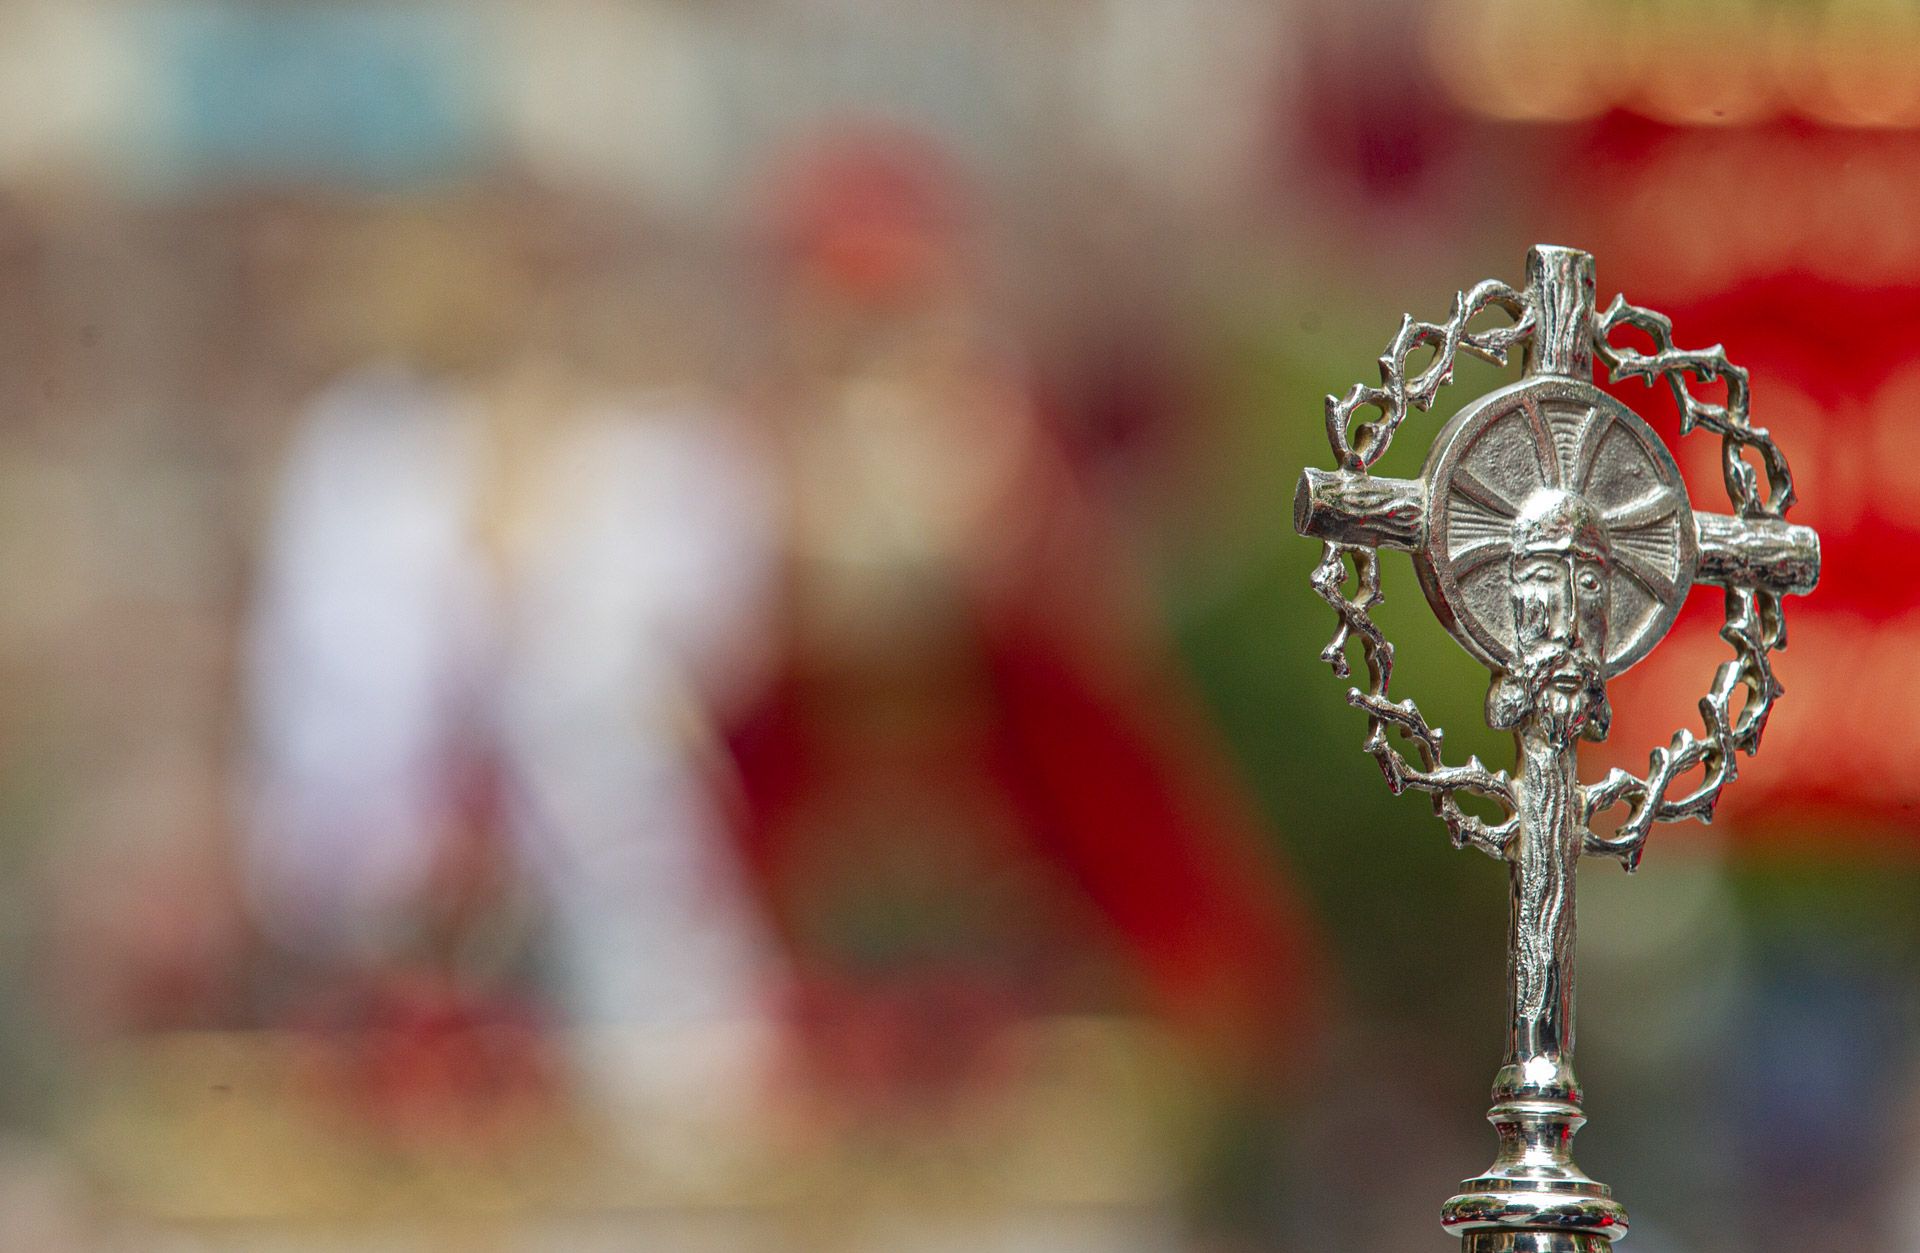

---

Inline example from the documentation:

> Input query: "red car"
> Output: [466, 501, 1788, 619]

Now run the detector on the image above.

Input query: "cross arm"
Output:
[1693, 511, 1819, 596]
[1293, 468, 1424, 550]
[1294, 468, 1820, 598]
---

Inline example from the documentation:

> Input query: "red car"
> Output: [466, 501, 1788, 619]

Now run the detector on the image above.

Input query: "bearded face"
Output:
[1486, 491, 1613, 745]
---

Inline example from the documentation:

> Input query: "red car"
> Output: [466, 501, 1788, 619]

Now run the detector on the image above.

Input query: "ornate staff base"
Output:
[1441, 1061, 1627, 1247]
[1458, 1233, 1613, 1253]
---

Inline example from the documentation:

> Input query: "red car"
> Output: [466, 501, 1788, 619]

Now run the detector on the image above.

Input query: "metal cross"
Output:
[1293, 246, 1819, 1251]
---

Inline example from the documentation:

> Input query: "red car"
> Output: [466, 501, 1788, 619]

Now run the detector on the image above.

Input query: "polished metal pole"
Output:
[1439, 247, 1624, 1253]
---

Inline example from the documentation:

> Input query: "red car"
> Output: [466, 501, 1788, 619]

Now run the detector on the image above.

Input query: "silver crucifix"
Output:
[1294, 245, 1819, 1251]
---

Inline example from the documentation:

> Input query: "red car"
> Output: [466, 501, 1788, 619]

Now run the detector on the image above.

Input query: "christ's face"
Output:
[1493, 489, 1612, 744]
[1512, 550, 1608, 688]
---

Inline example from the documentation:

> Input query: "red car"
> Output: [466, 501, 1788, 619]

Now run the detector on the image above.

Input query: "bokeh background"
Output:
[0, 0, 1907, 1249]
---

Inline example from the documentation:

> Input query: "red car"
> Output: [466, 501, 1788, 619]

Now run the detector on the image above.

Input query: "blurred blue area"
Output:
[151, 3, 487, 185]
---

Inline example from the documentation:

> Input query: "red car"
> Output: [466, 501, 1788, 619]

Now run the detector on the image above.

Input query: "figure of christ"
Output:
[1486, 488, 1611, 1076]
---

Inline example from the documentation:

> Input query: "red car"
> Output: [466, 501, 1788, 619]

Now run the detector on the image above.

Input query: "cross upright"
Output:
[1293, 245, 1819, 1252]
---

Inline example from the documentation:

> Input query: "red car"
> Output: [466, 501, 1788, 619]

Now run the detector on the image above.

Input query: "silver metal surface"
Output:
[1416, 374, 1699, 678]
[1293, 245, 1821, 1244]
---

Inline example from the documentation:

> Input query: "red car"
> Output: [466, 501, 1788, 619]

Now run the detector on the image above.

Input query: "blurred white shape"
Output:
[246, 367, 783, 1035]
[246, 366, 490, 960]
[503, 398, 782, 1028]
